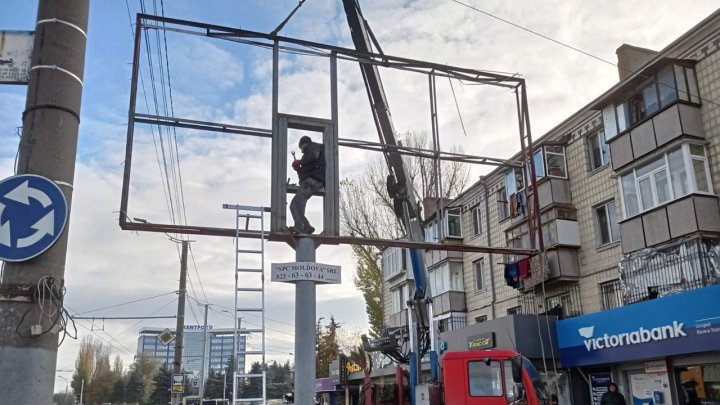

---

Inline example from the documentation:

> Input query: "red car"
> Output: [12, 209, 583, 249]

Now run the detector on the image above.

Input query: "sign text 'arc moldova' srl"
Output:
[271, 262, 341, 284]
[0, 175, 68, 262]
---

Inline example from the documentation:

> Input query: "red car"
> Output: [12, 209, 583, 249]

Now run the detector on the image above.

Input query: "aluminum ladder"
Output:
[223, 204, 268, 405]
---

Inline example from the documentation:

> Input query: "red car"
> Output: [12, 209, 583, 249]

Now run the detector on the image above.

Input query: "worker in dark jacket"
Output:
[601, 382, 626, 405]
[289, 135, 325, 234]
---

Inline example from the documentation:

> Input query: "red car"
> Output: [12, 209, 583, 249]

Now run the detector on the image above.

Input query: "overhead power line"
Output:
[73, 290, 178, 315]
[448, 0, 720, 108]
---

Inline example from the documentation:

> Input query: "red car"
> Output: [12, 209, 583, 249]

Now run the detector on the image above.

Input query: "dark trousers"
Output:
[290, 177, 323, 231]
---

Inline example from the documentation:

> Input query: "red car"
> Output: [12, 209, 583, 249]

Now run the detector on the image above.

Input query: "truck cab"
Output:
[442, 349, 547, 405]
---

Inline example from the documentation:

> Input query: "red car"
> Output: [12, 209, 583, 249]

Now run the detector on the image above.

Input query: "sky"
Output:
[1, 0, 719, 394]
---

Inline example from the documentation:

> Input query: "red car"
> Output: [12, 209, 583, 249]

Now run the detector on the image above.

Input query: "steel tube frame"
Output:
[120, 13, 542, 258]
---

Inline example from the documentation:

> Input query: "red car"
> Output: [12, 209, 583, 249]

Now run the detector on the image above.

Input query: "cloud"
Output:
[2, 0, 718, 393]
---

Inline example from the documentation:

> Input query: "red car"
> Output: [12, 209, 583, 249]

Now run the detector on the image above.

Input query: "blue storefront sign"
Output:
[557, 285, 720, 367]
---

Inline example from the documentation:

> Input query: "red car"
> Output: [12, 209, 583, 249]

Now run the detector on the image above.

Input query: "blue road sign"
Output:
[0, 174, 68, 262]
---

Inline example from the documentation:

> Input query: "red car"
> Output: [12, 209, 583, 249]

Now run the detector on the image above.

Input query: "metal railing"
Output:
[610, 238, 720, 305]
[519, 283, 583, 319]
[436, 312, 467, 333]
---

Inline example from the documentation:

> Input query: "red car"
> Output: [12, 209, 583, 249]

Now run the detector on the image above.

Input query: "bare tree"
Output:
[341, 131, 469, 336]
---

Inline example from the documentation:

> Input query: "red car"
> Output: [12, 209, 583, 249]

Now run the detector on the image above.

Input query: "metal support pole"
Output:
[172, 241, 189, 405]
[80, 378, 84, 405]
[0, 1, 89, 403]
[294, 238, 317, 405]
[199, 303, 209, 400]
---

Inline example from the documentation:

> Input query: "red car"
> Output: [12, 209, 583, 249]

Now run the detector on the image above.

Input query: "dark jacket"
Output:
[601, 386, 626, 405]
[297, 142, 325, 183]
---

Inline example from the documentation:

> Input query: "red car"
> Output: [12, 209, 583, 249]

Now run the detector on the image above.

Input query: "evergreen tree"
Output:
[203, 370, 225, 399]
[316, 316, 341, 378]
[149, 365, 172, 404]
[109, 378, 126, 403]
[125, 369, 145, 403]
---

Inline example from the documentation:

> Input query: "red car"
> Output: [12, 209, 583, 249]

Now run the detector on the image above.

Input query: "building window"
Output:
[545, 146, 567, 178]
[533, 150, 545, 178]
[497, 188, 509, 220]
[473, 259, 485, 291]
[620, 144, 713, 217]
[595, 201, 620, 245]
[429, 262, 464, 296]
[425, 221, 438, 243]
[588, 130, 610, 170]
[507, 307, 520, 315]
[446, 208, 462, 238]
[600, 280, 624, 310]
[603, 64, 700, 140]
[472, 206, 482, 235]
[391, 285, 407, 313]
[382, 247, 407, 279]
[475, 315, 487, 323]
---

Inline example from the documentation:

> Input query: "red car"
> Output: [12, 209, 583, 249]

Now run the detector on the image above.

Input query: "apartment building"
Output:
[380, 9, 720, 405]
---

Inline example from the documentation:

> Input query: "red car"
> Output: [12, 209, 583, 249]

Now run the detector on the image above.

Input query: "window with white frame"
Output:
[595, 201, 620, 245]
[473, 258, 485, 291]
[382, 247, 408, 279]
[391, 284, 408, 313]
[545, 146, 567, 177]
[497, 187, 509, 220]
[533, 150, 545, 178]
[425, 221, 438, 243]
[446, 208, 462, 238]
[588, 130, 610, 170]
[472, 206, 482, 235]
[620, 143, 713, 217]
[428, 261, 464, 296]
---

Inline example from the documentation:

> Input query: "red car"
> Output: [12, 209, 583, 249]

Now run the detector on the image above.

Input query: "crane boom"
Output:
[342, 1, 434, 387]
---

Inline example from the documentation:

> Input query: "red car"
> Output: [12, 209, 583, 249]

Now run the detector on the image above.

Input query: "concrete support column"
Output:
[294, 238, 317, 404]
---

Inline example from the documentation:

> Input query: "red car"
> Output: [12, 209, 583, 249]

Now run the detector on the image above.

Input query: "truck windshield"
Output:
[522, 358, 548, 401]
[468, 360, 503, 397]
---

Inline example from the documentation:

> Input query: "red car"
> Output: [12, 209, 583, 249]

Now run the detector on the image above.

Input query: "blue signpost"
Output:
[0, 174, 68, 262]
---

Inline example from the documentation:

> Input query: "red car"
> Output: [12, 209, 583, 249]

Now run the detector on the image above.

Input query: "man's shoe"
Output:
[305, 226, 315, 234]
[288, 226, 301, 234]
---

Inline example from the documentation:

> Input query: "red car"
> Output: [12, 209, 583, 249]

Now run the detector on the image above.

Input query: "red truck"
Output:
[438, 349, 547, 405]
[363, 348, 548, 405]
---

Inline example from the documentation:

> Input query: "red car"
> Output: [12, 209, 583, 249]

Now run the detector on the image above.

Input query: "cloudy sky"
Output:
[1, 0, 718, 394]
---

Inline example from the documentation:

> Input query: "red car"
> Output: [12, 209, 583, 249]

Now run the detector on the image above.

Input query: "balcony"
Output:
[436, 312, 467, 333]
[518, 283, 583, 319]
[432, 290, 466, 316]
[605, 238, 720, 305]
[620, 195, 720, 254]
[386, 310, 407, 329]
[522, 249, 581, 289]
[609, 103, 704, 171]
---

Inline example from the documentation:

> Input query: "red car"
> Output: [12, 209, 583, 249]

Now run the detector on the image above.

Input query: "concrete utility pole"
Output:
[199, 303, 209, 401]
[0, 1, 89, 403]
[294, 238, 317, 405]
[172, 241, 189, 405]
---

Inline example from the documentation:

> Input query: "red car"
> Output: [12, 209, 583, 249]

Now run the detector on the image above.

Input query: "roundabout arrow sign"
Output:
[0, 174, 68, 262]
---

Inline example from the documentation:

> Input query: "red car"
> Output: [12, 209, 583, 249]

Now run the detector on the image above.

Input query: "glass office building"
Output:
[137, 326, 246, 380]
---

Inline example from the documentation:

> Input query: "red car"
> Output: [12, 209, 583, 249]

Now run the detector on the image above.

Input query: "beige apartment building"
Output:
[381, 8, 720, 405]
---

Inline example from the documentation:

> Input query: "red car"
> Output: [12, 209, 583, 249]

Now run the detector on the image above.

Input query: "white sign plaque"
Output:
[271, 262, 341, 284]
[0, 31, 34, 84]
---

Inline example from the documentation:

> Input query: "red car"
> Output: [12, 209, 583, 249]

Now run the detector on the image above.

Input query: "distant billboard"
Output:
[0, 31, 34, 84]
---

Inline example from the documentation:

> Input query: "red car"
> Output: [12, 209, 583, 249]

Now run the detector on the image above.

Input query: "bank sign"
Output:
[557, 284, 720, 367]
